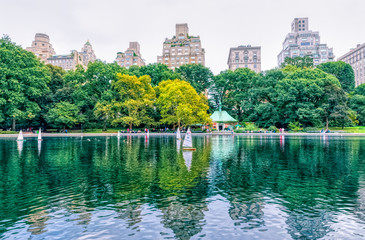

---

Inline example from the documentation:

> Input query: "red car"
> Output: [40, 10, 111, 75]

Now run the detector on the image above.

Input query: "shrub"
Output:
[303, 127, 319, 133]
[289, 122, 303, 132]
[267, 126, 278, 132]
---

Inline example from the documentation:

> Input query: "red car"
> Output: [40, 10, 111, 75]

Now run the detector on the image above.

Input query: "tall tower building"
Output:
[79, 40, 96, 67]
[157, 23, 205, 69]
[26, 33, 56, 62]
[227, 45, 261, 73]
[116, 42, 146, 68]
[277, 18, 334, 67]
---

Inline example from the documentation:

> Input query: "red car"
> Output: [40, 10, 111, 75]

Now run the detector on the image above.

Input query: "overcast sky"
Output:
[1, 0, 365, 74]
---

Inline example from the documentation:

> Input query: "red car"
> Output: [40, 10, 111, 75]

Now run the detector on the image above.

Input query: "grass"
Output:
[330, 127, 365, 133]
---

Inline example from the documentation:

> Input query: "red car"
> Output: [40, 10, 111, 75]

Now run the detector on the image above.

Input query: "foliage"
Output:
[0, 36, 51, 130]
[267, 126, 278, 132]
[175, 64, 213, 93]
[156, 79, 211, 128]
[46, 101, 83, 130]
[317, 61, 355, 92]
[112, 74, 156, 129]
[281, 56, 314, 68]
[288, 122, 303, 132]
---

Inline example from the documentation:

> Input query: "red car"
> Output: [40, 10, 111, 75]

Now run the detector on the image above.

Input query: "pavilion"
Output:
[210, 108, 238, 131]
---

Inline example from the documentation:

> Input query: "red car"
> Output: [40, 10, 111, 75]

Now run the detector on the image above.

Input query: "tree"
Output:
[112, 74, 156, 129]
[156, 79, 211, 128]
[46, 101, 83, 130]
[175, 64, 213, 93]
[273, 68, 347, 128]
[0, 36, 51, 130]
[349, 94, 365, 125]
[94, 101, 115, 131]
[317, 61, 355, 92]
[129, 63, 181, 86]
[210, 70, 235, 113]
[281, 56, 314, 68]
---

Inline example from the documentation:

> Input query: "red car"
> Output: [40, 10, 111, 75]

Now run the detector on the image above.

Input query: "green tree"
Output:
[94, 101, 115, 131]
[128, 63, 181, 86]
[317, 61, 355, 92]
[175, 64, 213, 93]
[112, 74, 156, 129]
[46, 101, 83, 131]
[0, 36, 51, 130]
[210, 70, 235, 113]
[156, 79, 211, 128]
[281, 56, 314, 68]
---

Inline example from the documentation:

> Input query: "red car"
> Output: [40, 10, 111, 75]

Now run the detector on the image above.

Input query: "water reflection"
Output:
[0, 136, 365, 239]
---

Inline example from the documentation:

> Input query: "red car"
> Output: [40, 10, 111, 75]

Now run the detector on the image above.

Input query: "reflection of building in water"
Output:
[116, 202, 142, 228]
[160, 196, 207, 240]
[285, 211, 331, 239]
[27, 210, 50, 235]
[228, 196, 264, 228]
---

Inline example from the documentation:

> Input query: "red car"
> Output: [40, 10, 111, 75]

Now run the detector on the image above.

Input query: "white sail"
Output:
[176, 128, 181, 140]
[182, 128, 193, 148]
[38, 128, 42, 141]
[177, 139, 181, 152]
[38, 140, 42, 156]
[17, 130, 24, 141]
[117, 131, 121, 138]
[183, 151, 192, 171]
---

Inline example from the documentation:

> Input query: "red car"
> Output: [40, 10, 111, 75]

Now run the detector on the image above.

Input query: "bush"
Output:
[288, 122, 303, 132]
[234, 128, 245, 133]
[244, 123, 259, 131]
[303, 127, 319, 133]
[267, 126, 278, 132]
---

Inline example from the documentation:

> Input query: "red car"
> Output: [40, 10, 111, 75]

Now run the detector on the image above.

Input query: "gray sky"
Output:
[1, 0, 365, 74]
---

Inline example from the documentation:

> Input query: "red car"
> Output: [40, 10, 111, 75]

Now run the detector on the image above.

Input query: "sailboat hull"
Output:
[183, 148, 196, 151]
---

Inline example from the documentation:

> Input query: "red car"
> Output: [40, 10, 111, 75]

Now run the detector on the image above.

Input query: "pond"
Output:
[1, 135, 365, 239]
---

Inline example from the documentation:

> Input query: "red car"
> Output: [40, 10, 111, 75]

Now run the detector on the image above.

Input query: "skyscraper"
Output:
[338, 43, 365, 86]
[277, 18, 334, 67]
[157, 23, 205, 69]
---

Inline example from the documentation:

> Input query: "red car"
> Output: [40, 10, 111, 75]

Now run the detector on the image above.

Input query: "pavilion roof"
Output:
[210, 110, 238, 123]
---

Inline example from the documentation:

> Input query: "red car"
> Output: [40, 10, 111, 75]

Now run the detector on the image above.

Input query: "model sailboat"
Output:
[17, 130, 24, 141]
[38, 128, 43, 141]
[176, 127, 182, 140]
[182, 128, 195, 151]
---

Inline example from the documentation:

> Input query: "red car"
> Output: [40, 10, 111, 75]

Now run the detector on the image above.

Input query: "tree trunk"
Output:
[12, 118, 16, 131]
[103, 120, 107, 131]
[326, 117, 329, 129]
[129, 123, 132, 131]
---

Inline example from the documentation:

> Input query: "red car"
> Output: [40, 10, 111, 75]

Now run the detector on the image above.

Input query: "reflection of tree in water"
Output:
[156, 137, 211, 239]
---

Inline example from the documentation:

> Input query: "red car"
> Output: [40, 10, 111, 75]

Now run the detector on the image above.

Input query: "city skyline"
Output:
[1, 0, 365, 74]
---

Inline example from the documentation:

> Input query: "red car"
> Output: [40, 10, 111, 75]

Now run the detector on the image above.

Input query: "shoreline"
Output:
[2, 132, 365, 138]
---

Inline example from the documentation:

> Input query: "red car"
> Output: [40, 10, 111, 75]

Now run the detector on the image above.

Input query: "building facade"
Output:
[79, 40, 96, 67]
[277, 18, 334, 67]
[47, 41, 96, 70]
[47, 50, 85, 71]
[338, 43, 365, 86]
[26, 33, 56, 62]
[116, 42, 145, 68]
[157, 23, 205, 70]
[227, 45, 261, 73]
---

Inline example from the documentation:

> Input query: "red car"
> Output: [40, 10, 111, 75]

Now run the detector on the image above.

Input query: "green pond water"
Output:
[1, 135, 365, 239]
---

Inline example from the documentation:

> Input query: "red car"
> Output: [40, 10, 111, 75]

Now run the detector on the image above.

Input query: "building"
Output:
[157, 23, 205, 70]
[27, 34, 96, 70]
[277, 18, 334, 67]
[46, 40, 96, 71]
[26, 33, 56, 62]
[47, 50, 85, 71]
[338, 43, 365, 86]
[227, 45, 261, 73]
[210, 108, 238, 131]
[116, 42, 145, 68]
[79, 40, 96, 67]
